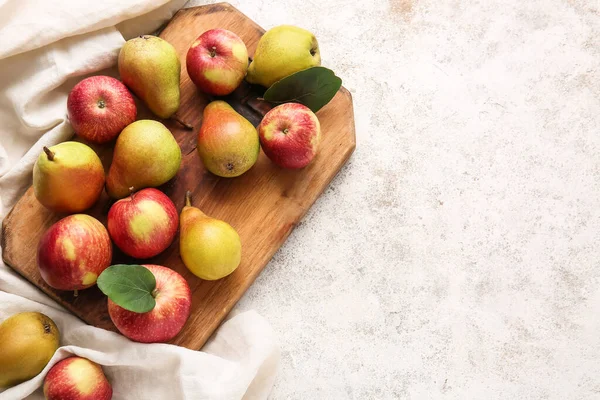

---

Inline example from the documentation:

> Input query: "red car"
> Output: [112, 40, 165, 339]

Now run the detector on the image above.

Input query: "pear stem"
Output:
[185, 190, 192, 207]
[171, 115, 193, 130]
[43, 146, 55, 161]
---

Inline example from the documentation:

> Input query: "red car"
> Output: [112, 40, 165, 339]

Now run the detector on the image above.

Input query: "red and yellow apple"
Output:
[107, 188, 178, 259]
[67, 76, 136, 144]
[258, 103, 321, 169]
[186, 29, 248, 96]
[43, 356, 112, 400]
[108, 264, 191, 343]
[37, 214, 112, 291]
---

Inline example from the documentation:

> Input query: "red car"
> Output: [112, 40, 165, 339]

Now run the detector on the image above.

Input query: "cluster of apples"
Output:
[32, 24, 323, 348]
[3, 24, 325, 399]
[189, 27, 322, 173]
[0, 312, 112, 399]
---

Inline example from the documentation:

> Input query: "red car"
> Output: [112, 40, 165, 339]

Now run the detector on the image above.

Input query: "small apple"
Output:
[107, 264, 191, 343]
[186, 29, 248, 96]
[107, 188, 178, 259]
[43, 356, 112, 400]
[38, 214, 112, 291]
[258, 103, 321, 169]
[67, 76, 136, 144]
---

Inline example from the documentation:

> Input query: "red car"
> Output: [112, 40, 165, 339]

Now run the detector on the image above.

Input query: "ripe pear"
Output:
[106, 120, 181, 198]
[180, 191, 241, 280]
[246, 25, 321, 88]
[119, 35, 181, 119]
[197, 101, 259, 177]
[33, 142, 104, 213]
[0, 312, 60, 388]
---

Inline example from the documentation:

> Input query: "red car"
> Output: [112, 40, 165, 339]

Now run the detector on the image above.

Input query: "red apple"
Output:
[44, 356, 112, 400]
[107, 188, 178, 259]
[186, 29, 248, 96]
[38, 214, 112, 291]
[67, 76, 136, 144]
[258, 103, 321, 169]
[108, 264, 191, 343]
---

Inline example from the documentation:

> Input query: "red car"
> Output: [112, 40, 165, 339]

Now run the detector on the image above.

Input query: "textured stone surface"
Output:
[188, 1, 600, 398]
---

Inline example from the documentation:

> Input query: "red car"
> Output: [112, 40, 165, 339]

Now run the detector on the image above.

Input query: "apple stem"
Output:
[43, 146, 55, 161]
[171, 115, 193, 130]
[151, 288, 159, 298]
[185, 190, 192, 207]
[74, 289, 78, 297]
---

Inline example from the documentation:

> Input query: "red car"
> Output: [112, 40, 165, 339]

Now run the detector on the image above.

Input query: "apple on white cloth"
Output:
[0, 1, 279, 399]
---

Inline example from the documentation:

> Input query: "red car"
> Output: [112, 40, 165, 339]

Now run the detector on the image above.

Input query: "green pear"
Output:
[33, 142, 105, 213]
[246, 25, 321, 88]
[119, 35, 181, 119]
[0, 312, 60, 388]
[106, 120, 181, 198]
[197, 101, 259, 177]
[180, 192, 241, 280]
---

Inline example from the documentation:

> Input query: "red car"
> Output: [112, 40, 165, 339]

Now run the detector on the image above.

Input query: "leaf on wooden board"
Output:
[263, 66, 342, 112]
[97, 264, 156, 313]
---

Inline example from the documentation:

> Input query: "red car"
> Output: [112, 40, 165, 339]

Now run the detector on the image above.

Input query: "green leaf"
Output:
[263, 66, 342, 113]
[97, 265, 156, 313]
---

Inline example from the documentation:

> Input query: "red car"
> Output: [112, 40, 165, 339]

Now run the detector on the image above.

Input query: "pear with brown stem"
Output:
[33, 142, 104, 213]
[180, 191, 242, 280]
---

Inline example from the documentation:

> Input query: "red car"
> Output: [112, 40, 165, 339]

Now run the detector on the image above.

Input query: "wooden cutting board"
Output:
[0, 3, 356, 349]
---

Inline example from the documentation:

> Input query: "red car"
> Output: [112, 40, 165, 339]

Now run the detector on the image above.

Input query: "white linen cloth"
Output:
[0, 1, 279, 399]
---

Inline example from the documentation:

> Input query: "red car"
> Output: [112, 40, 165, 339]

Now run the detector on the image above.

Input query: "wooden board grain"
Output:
[0, 3, 356, 349]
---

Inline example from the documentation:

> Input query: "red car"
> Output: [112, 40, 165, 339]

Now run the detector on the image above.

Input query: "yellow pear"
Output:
[119, 35, 181, 119]
[180, 191, 241, 280]
[0, 312, 60, 388]
[246, 25, 321, 87]
[33, 142, 105, 213]
[106, 120, 182, 199]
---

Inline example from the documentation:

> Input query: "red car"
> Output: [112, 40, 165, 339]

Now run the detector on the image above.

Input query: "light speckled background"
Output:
[187, 0, 600, 398]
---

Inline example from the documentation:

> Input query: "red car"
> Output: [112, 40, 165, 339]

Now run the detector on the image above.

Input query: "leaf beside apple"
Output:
[97, 265, 156, 313]
[262, 66, 342, 113]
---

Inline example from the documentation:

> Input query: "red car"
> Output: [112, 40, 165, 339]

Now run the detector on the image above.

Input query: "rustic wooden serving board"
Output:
[1, 3, 355, 349]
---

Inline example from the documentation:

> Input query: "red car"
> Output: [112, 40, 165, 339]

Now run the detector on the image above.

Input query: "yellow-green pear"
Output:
[0, 312, 60, 388]
[246, 25, 321, 88]
[33, 142, 105, 213]
[119, 35, 181, 119]
[106, 120, 181, 199]
[180, 191, 242, 280]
